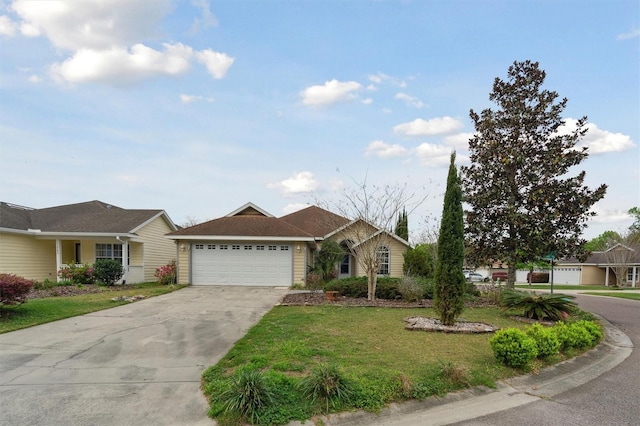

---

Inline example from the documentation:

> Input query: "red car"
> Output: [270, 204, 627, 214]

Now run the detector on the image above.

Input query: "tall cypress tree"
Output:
[434, 151, 465, 326]
[394, 208, 409, 241]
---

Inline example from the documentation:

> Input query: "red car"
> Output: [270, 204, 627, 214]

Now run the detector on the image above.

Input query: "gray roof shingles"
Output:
[0, 201, 164, 234]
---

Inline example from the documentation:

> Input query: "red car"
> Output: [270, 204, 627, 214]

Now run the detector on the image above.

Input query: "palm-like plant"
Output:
[298, 364, 351, 413]
[499, 289, 576, 321]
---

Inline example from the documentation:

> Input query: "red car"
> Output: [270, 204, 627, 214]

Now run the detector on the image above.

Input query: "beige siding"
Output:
[0, 233, 56, 281]
[580, 265, 605, 285]
[176, 241, 191, 284]
[292, 242, 307, 285]
[136, 217, 177, 282]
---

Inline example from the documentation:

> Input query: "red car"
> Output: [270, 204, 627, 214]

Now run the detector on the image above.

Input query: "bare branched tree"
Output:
[318, 177, 429, 300]
[604, 232, 640, 287]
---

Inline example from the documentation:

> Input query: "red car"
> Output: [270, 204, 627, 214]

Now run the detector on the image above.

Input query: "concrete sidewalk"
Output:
[0, 285, 289, 426]
[300, 313, 633, 426]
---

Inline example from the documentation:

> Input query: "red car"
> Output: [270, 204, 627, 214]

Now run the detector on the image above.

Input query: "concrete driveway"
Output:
[0, 285, 289, 426]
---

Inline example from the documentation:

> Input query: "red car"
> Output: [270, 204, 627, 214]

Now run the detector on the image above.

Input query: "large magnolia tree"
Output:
[461, 60, 607, 288]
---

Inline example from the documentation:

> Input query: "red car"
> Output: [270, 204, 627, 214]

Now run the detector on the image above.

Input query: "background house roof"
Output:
[0, 200, 174, 234]
[279, 205, 350, 238]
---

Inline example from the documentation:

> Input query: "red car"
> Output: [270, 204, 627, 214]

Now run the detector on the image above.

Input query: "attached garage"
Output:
[191, 242, 293, 286]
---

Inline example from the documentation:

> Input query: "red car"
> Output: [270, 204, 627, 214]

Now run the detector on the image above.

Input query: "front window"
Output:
[628, 268, 635, 282]
[377, 246, 390, 275]
[96, 243, 123, 264]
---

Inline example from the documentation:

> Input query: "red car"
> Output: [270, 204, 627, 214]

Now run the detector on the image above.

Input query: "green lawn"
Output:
[582, 292, 640, 301]
[202, 305, 575, 425]
[0, 283, 186, 334]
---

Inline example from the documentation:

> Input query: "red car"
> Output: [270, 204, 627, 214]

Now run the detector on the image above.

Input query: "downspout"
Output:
[116, 236, 128, 284]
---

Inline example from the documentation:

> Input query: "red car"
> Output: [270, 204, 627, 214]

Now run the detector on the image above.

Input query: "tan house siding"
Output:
[580, 265, 605, 285]
[0, 233, 56, 281]
[136, 217, 177, 282]
[292, 244, 307, 285]
[387, 238, 407, 277]
[176, 241, 191, 284]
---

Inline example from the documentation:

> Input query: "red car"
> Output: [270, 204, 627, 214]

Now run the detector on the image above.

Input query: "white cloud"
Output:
[300, 79, 362, 107]
[361, 98, 373, 105]
[10, 0, 233, 85]
[268, 171, 319, 195]
[51, 43, 194, 84]
[444, 132, 474, 149]
[368, 72, 406, 88]
[394, 116, 463, 137]
[190, 0, 219, 34]
[617, 28, 640, 41]
[0, 15, 18, 36]
[415, 143, 455, 167]
[364, 140, 408, 159]
[589, 206, 633, 224]
[20, 22, 40, 36]
[395, 92, 424, 108]
[180, 94, 215, 104]
[195, 49, 234, 79]
[28, 75, 42, 83]
[11, 0, 172, 50]
[558, 118, 635, 154]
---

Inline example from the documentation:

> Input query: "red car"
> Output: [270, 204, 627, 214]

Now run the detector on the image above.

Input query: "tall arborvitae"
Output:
[394, 208, 409, 241]
[434, 152, 465, 326]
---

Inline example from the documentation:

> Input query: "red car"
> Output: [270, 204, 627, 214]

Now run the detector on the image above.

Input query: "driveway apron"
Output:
[0, 286, 288, 426]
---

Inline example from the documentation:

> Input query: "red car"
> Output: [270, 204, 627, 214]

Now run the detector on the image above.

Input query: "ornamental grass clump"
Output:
[297, 364, 352, 413]
[220, 368, 274, 425]
[499, 289, 576, 321]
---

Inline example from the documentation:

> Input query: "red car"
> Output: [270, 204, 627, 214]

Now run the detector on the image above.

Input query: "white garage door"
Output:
[552, 267, 581, 285]
[191, 242, 293, 286]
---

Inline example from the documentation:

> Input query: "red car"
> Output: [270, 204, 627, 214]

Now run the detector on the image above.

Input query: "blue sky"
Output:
[1, 0, 638, 241]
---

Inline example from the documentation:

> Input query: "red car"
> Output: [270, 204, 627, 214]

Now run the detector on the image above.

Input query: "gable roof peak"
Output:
[225, 202, 274, 218]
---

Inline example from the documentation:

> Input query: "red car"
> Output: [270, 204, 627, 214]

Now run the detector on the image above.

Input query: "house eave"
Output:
[166, 235, 315, 242]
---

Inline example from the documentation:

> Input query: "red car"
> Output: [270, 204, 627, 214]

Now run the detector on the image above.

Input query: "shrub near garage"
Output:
[0, 273, 34, 306]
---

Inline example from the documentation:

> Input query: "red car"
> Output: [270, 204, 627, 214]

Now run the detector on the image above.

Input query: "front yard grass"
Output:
[0, 283, 186, 334]
[202, 305, 570, 425]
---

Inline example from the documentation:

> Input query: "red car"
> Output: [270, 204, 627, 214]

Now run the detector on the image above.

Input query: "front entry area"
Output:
[191, 242, 293, 286]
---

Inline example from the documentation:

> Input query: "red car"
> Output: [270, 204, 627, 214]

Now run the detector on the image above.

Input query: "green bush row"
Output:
[322, 276, 479, 301]
[490, 320, 603, 368]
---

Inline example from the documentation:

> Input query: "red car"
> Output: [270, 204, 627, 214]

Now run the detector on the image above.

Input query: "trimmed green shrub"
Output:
[220, 368, 274, 424]
[526, 323, 560, 358]
[553, 321, 602, 350]
[499, 289, 576, 321]
[58, 264, 95, 284]
[490, 328, 539, 368]
[93, 259, 123, 285]
[0, 273, 34, 306]
[298, 364, 352, 413]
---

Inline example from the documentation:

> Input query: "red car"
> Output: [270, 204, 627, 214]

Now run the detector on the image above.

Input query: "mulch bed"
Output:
[280, 292, 499, 309]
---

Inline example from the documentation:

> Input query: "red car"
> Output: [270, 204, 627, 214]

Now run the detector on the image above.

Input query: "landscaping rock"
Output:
[404, 316, 499, 334]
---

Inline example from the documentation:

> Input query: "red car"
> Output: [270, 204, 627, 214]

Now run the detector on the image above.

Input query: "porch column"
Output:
[122, 241, 129, 284]
[633, 266, 638, 288]
[55, 239, 62, 282]
[605, 267, 610, 287]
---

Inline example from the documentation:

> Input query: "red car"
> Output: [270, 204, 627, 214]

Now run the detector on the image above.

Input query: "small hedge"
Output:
[491, 320, 603, 369]
[323, 276, 436, 300]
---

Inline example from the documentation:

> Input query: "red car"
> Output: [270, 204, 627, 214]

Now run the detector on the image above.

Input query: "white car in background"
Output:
[464, 271, 489, 282]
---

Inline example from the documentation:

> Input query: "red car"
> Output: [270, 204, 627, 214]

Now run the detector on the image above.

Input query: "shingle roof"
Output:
[279, 205, 349, 238]
[0, 200, 169, 234]
[168, 215, 314, 238]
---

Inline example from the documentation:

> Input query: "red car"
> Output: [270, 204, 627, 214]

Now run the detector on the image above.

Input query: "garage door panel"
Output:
[192, 242, 292, 286]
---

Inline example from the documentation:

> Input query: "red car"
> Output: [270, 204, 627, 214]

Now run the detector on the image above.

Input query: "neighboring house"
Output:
[166, 202, 410, 286]
[556, 243, 640, 287]
[0, 201, 178, 283]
